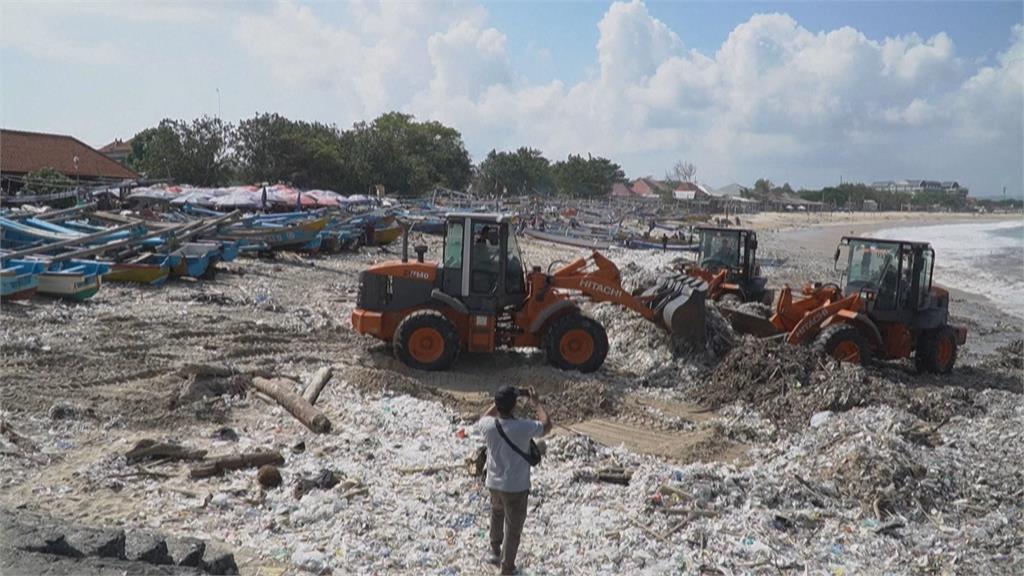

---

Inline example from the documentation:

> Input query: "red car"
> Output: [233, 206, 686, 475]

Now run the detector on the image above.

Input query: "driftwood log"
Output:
[252, 377, 331, 433]
[126, 439, 207, 463]
[190, 451, 285, 479]
[302, 367, 334, 406]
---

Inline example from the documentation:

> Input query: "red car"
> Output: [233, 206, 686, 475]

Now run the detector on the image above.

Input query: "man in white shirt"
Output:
[478, 385, 552, 575]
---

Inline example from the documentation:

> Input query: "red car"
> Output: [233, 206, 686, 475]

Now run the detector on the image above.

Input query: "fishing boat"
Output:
[372, 219, 403, 245]
[524, 227, 612, 250]
[215, 216, 328, 251]
[1, 259, 46, 300]
[620, 238, 698, 252]
[36, 259, 111, 301]
[170, 243, 219, 278]
[106, 253, 174, 286]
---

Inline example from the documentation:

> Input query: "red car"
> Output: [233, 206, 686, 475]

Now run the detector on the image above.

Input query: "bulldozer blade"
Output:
[721, 308, 781, 338]
[659, 276, 708, 347]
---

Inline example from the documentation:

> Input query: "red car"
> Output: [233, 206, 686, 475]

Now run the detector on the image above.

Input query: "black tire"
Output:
[915, 327, 958, 374]
[813, 324, 871, 365]
[543, 313, 609, 373]
[393, 310, 461, 371]
[718, 293, 742, 308]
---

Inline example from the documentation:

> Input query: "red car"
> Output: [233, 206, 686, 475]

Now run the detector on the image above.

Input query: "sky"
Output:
[1, 1, 1021, 197]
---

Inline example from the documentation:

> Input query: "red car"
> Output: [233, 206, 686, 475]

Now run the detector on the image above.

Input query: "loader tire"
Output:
[718, 293, 742, 309]
[394, 310, 461, 371]
[813, 324, 870, 365]
[543, 313, 609, 373]
[915, 327, 958, 374]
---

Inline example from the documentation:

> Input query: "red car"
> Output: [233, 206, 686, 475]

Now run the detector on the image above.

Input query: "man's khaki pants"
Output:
[489, 489, 529, 573]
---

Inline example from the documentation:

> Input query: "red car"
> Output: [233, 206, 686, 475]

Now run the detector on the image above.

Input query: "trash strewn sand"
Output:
[2, 223, 1022, 575]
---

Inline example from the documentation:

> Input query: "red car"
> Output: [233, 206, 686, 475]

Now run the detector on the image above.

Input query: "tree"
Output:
[129, 116, 234, 186]
[670, 160, 697, 183]
[752, 178, 774, 197]
[347, 112, 472, 196]
[20, 167, 75, 196]
[552, 154, 626, 198]
[235, 113, 350, 189]
[475, 147, 554, 196]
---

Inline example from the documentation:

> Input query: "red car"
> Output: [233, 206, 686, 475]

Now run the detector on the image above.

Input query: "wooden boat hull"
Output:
[1, 261, 44, 300]
[37, 273, 102, 301]
[524, 228, 611, 250]
[620, 239, 697, 252]
[373, 222, 403, 245]
[217, 218, 327, 250]
[107, 263, 170, 286]
[170, 243, 218, 278]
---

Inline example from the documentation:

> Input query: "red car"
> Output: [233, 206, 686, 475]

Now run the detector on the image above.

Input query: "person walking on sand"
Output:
[479, 385, 551, 575]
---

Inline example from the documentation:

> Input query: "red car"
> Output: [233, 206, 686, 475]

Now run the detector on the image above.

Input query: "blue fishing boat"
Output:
[1, 259, 46, 300]
[36, 259, 111, 301]
[170, 243, 219, 278]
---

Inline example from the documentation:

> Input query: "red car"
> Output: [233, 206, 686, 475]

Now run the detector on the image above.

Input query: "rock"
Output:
[126, 531, 172, 565]
[810, 411, 833, 428]
[166, 537, 205, 567]
[63, 526, 126, 559]
[291, 440, 306, 454]
[212, 427, 239, 442]
[257, 465, 283, 489]
[202, 545, 239, 575]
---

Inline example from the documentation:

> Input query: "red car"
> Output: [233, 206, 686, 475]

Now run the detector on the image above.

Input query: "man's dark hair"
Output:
[494, 385, 518, 417]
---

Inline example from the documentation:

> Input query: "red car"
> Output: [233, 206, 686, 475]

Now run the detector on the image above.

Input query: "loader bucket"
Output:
[640, 275, 708, 347]
[721, 308, 781, 338]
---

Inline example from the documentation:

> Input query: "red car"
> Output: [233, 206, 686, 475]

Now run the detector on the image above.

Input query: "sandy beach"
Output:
[2, 214, 1021, 575]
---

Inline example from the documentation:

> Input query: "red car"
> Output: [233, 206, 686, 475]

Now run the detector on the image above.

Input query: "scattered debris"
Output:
[302, 366, 334, 406]
[252, 377, 332, 433]
[190, 451, 285, 479]
[257, 465, 283, 489]
[125, 438, 207, 463]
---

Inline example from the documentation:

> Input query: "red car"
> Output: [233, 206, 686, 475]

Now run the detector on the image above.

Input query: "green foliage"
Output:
[551, 154, 626, 198]
[797, 182, 966, 210]
[475, 147, 554, 196]
[130, 117, 234, 186]
[753, 178, 774, 196]
[347, 112, 472, 196]
[235, 113, 348, 189]
[20, 167, 74, 196]
[136, 112, 472, 195]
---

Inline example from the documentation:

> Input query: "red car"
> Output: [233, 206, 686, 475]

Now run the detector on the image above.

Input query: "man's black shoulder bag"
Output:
[494, 419, 542, 467]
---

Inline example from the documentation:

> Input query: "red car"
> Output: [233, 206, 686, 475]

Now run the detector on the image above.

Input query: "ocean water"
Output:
[872, 219, 1024, 319]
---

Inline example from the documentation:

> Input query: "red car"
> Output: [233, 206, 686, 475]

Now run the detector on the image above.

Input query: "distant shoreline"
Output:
[743, 210, 1018, 233]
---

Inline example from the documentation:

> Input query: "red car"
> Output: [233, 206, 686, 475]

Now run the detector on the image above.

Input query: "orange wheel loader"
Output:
[724, 236, 967, 372]
[352, 213, 708, 372]
[684, 227, 773, 306]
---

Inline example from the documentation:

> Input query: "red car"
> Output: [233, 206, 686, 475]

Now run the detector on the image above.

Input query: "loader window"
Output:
[470, 222, 500, 293]
[444, 221, 464, 269]
[917, 248, 934, 308]
[506, 231, 526, 294]
[699, 230, 740, 269]
[847, 240, 901, 309]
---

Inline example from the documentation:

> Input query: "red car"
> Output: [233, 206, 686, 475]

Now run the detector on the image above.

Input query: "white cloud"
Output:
[235, 2, 1022, 194]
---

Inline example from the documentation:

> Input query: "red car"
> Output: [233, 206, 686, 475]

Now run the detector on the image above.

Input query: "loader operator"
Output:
[478, 385, 552, 575]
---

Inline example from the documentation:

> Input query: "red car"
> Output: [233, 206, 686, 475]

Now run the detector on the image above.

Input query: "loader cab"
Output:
[696, 227, 759, 279]
[441, 213, 527, 313]
[837, 237, 937, 322]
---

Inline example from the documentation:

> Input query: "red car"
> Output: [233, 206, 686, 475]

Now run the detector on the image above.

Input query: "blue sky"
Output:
[1, 1, 1021, 196]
